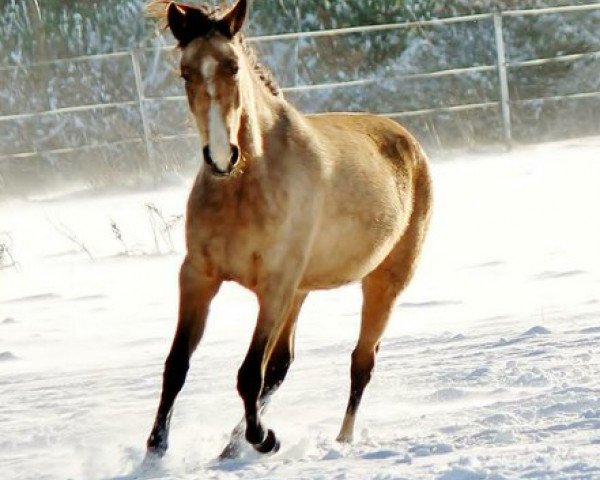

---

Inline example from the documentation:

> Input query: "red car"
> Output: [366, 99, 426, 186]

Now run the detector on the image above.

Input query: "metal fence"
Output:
[0, 2, 599, 178]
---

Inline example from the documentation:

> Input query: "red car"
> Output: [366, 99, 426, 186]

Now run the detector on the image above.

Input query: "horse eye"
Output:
[180, 70, 191, 82]
[226, 62, 239, 76]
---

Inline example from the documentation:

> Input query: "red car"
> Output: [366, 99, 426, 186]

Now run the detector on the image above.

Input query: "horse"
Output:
[145, 0, 433, 459]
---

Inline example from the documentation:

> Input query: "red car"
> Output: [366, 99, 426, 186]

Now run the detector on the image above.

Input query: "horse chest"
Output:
[185, 192, 283, 286]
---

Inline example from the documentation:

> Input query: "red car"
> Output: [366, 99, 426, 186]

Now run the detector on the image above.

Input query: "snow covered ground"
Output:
[1, 137, 599, 480]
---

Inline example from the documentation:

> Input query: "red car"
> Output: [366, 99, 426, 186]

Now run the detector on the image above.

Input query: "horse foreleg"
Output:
[146, 259, 221, 457]
[236, 286, 299, 454]
[220, 293, 306, 459]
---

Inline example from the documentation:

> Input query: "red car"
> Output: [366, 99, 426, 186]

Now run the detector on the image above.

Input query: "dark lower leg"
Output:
[259, 294, 303, 403]
[261, 333, 294, 400]
[337, 272, 398, 443]
[237, 342, 268, 445]
[146, 263, 219, 457]
[147, 333, 191, 454]
[220, 336, 294, 459]
[233, 291, 301, 455]
[236, 333, 289, 455]
[337, 346, 376, 442]
[221, 294, 306, 459]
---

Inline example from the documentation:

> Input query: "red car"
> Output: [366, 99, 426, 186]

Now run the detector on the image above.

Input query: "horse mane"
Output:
[146, 1, 282, 97]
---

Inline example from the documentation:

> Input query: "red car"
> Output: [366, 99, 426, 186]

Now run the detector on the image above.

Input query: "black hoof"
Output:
[245, 423, 266, 445]
[253, 429, 280, 454]
[145, 445, 167, 460]
[146, 433, 168, 458]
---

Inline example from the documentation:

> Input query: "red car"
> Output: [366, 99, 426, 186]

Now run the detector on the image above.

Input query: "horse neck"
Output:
[237, 64, 295, 166]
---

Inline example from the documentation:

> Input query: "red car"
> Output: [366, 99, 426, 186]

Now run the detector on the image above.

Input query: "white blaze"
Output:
[209, 102, 231, 172]
[202, 56, 230, 172]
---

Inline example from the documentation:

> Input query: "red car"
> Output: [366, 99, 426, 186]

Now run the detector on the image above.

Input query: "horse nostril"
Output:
[230, 145, 240, 166]
[203, 146, 213, 166]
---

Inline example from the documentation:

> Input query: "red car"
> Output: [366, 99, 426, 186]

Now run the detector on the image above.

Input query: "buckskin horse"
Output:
[146, 0, 433, 459]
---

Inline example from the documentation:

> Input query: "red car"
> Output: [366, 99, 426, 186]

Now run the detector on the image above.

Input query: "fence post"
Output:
[294, 0, 302, 87]
[493, 9, 512, 148]
[131, 49, 159, 182]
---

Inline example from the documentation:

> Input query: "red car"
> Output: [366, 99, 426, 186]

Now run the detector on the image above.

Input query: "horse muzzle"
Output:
[203, 144, 240, 177]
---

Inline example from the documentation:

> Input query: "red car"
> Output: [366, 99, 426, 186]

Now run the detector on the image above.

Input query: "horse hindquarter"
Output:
[301, 114, 421, 290]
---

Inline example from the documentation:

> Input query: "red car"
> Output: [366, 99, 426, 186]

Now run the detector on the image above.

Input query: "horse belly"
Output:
[301, 214, 405, 290]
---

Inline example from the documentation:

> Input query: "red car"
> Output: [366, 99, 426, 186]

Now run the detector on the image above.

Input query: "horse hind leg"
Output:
[261, 293, 307, 402]
[336, 271, 399, 443]
[220, 292, 307, 459]
[337, 165, 432, 443]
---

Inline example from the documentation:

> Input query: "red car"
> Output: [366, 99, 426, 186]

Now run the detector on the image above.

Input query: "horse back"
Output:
[306, 113, 425, 172]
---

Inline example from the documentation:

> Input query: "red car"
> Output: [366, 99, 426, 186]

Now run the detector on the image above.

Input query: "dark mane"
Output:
[147, 1, 281, 97]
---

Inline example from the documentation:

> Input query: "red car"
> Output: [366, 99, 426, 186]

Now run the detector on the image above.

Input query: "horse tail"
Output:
[395, 131, 426, 170]
[392, 132, 433, 288]
[405, 138, 433, 268]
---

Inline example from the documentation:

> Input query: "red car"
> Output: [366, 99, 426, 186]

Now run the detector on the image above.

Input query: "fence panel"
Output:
[0, 3, 598, 196]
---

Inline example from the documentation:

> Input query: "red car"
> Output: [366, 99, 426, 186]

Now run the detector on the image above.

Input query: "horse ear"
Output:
[218, 0, 248, 38]
[167, 2, 211, 46]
